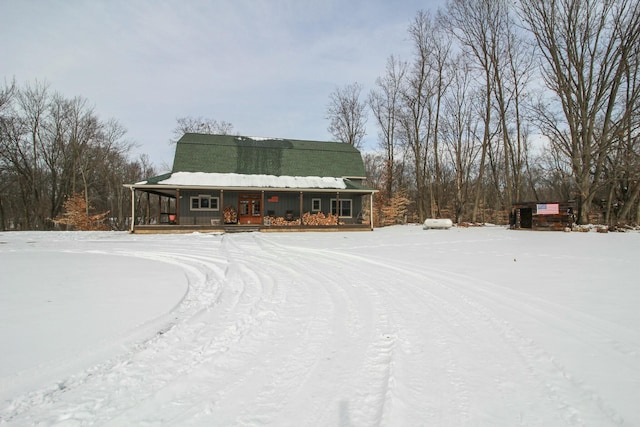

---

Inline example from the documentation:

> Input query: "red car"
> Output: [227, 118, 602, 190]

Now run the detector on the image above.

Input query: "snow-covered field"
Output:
[1, 225, 638, 426]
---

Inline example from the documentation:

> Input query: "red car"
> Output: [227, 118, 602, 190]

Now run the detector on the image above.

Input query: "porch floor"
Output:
[131, 224, 373, 234]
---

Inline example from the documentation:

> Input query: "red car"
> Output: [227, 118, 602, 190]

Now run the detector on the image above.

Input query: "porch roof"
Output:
[129, 172, 375, 193]
[155, 172, 347, 189]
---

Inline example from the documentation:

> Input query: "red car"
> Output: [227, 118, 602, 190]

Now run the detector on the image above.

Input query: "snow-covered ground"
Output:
[1, 225, 638, 426]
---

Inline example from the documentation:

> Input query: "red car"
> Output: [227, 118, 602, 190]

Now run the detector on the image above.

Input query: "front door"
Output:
[238, 194, 262, 224]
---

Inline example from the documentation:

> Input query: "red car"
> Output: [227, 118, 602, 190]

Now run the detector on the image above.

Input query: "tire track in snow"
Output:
[47, 233, 354, 426]
[412, 266, 630, 426]
[2, 232, 630, 426]
[177, 234, 338, 425]
[1, 241, 254, 426]
[356, 247, 626, 425]
[198, 234, 374, 426]
[101, 235, 338, 426]
[351, 248, 631, 426]
[253, 235, 626, 426]
[252, 235, 472, 426]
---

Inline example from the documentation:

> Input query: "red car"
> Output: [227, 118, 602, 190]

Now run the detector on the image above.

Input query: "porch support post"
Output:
[299, 192, 304, 225]
[176, 189, 180, 225]
[336, 192, 340, 225]
[220, 190, 224, 219]
[370, 192, 374, 230]
[157, 194, 162, 224]
[129, 187, 135, 233]
[146, 192, 150, 224]
[261, 190, 265, 225]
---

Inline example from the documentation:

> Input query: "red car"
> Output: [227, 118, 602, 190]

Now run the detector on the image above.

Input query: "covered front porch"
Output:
[125, 184, 375, 233]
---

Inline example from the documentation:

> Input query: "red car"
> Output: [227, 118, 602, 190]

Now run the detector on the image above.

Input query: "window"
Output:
[251, 200, 261, 216]
[190, 195, 219, 211]
[311, 198, 321, 212]
[330, 198, 352, 218]
[240, 200, 249, 215]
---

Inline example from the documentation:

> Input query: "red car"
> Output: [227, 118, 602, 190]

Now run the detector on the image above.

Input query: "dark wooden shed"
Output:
[510, 201, 576, 231]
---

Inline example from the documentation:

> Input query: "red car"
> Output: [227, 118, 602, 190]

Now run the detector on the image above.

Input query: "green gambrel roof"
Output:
[172, 133, 366, 178]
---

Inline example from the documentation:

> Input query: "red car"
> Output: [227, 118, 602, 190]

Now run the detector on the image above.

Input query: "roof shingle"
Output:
[171, 134, 366, 178]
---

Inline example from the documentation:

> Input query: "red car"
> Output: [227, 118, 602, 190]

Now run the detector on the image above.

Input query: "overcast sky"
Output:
[2, 0, 445, 171]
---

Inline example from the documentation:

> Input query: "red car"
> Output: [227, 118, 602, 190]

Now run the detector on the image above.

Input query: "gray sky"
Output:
[2, 0, 444, 171]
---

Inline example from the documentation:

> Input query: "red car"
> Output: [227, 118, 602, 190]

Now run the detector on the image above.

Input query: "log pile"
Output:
[263, 212, 341, 226]
[264, 216, 301, 226]
[223, 205, 237, 224]
[302, 212, 340, 226]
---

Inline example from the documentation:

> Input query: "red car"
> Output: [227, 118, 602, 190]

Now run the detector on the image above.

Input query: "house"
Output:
[510, 201, 576, 231]
[125, 133, 377, 233]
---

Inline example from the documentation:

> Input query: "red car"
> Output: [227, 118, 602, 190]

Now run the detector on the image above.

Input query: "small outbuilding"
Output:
[124, 133, 377, 233]
[510, 201, 576, 231]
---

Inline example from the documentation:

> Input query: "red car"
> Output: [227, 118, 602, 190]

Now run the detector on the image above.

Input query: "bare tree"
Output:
[446, 0, 496, 222]
[397, 10, 437, 222]
[171, 116, 234, 143]
[0, 80, 17, 230]
[486, 2, 536, 207]
[0, 81, 137, 230]
[614, 41, 640, 223]
[427, 16, 454, 218]
[519, 0, 640, 224]
[0, 79, 15, 116]
[8, 81, 49, 228]
[368, 56, 407, 199]
[440, 56, 483, 223]
[326, 82, 367, 148]
[393, 10, 455, 222]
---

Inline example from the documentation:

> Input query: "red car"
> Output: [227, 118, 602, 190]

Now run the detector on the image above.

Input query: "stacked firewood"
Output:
[265, 216, 301, 226]
[302, 212, 340, 226]
[263, 212, 342, 226]
[223, 205, 237, 223]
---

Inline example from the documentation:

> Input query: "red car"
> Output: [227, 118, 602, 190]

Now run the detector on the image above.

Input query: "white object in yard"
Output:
[423, 218, 453, 229]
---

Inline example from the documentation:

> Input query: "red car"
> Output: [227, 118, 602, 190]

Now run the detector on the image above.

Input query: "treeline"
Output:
[330, 0, 640, 226]
[0, 80, 155, 230]
[3, 0, 639, 230]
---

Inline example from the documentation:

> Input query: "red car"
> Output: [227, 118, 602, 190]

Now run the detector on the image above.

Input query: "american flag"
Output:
[537, 203, 559, 215]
